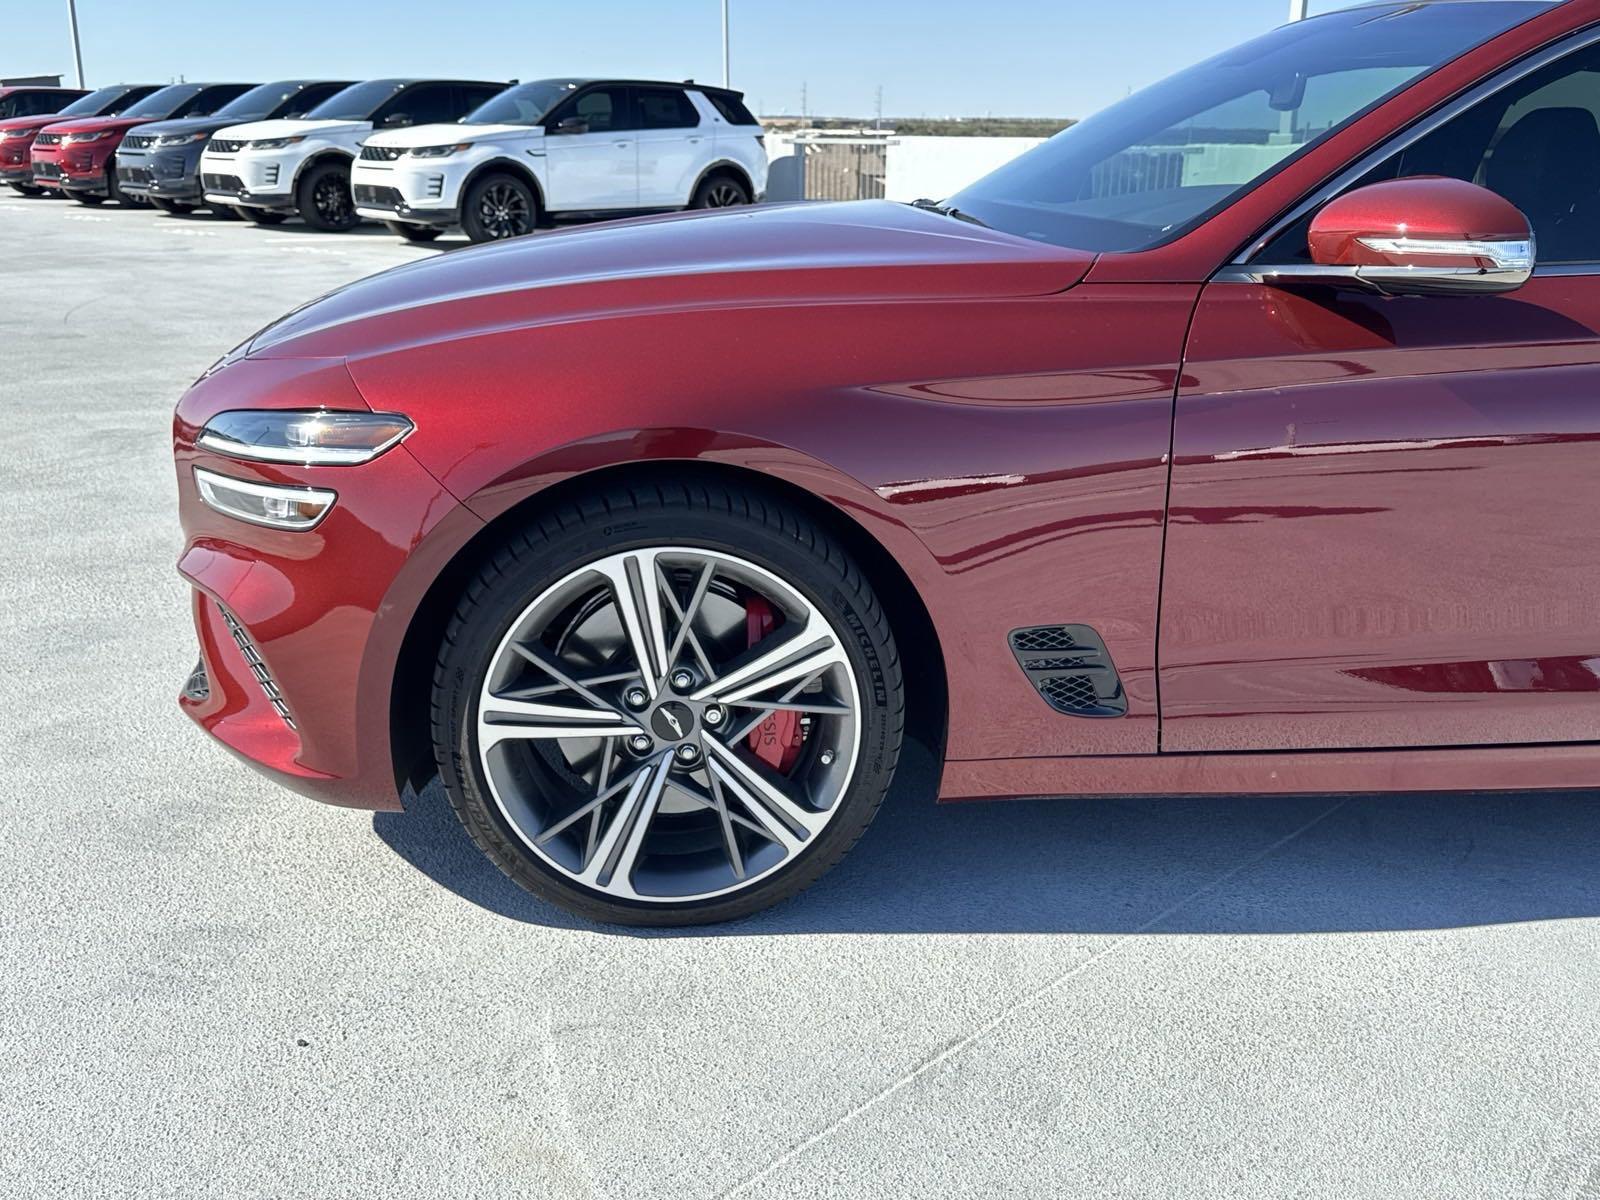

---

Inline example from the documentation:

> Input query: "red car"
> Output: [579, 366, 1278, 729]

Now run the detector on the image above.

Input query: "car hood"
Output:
[248, 200, 1094, 358]
[0, 114, 70, 135]
[363, 121, 529, 148]
[213, 117, 369, 141]
[130, 114, 241, 140]
[40, 116, 152, 136]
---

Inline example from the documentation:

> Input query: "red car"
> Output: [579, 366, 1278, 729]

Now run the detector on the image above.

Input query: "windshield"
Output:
[213, 82, 300, 121]
[946, 2, 1549, 253]
[57, 86, 130, 117]
[122, 84, 207, 120]
[464, 80, 578, 126]
[306, 80, 405, 122]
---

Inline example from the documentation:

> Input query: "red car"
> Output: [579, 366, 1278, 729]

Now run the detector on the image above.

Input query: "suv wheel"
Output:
[8, 183, 43, 197]
[691, 173, 752, 209]
[151, 198, 196, 215]
[461, 172, 538, 243]
[296, 160, 359, 231]
[431, 481, 905, 926]
[240, 207, 286, 225]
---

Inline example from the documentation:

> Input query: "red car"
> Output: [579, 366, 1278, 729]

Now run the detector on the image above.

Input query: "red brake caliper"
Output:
[744, 596, 804, 772]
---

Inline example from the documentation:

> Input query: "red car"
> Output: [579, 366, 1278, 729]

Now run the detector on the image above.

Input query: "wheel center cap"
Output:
[650, 701, 696, 743]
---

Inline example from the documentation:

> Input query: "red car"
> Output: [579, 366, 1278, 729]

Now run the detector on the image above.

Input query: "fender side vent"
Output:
[1009, 624, 1127, 718]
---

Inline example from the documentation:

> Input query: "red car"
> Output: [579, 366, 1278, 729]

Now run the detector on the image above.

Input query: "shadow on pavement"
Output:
[372, 738, 1600, 937]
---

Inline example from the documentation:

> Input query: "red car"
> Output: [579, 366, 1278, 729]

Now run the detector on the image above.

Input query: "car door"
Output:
[542, 85, 639, 211]
[1160, 35, 1600, 753]
[633, 86, 703, 207]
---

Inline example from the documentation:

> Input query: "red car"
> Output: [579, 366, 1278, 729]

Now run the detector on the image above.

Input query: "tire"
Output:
[295, 159, 358, 231]
[151, 198, 196, 215]
[431, 481, 905, 926]
[71, 192, 105, 206]
[384, 220, 442, 243]
[240, 206, 287, 225]
[208, 204, 241, 220]
[460, 171, 538, 243]
[8, 183, 43, 197]
[690, 172, 752, 209]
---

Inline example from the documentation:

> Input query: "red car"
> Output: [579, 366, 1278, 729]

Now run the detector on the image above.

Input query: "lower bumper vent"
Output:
[1009, 624, 1127, 718]
[218, 605, 296, 729]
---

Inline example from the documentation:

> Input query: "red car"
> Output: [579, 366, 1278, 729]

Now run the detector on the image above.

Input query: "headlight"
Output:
[155, 132, 207, 147]
[197, 409, 415, 466]
[194, 467, 336, 531]
[407, 143, 472, 158]
[248, 136, 305, 150]
[64, 131, 109, 144]
[3, 128, 36, 140]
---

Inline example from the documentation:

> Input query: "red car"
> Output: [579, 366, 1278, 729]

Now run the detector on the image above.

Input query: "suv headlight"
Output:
[64, 131, 109, 143]
[197, 409, 414, 466]
[248, 136, 305, 150]
[154, 132, 207, 147]
[3, 128, 36, 140]
[407, 143, 471, 158]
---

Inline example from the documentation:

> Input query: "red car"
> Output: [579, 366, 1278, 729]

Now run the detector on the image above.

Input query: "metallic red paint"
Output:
[1308, 177, 1533, 267]
[174, 0, 1600, 812]
[31, 116, 151, 196]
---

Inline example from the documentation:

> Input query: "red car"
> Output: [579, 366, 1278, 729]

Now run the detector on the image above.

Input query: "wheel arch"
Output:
[688, 159, 754, 203]
[460, 156, 546, 215]
[388, 457, 948, 797]
[291, 148, 354, 190]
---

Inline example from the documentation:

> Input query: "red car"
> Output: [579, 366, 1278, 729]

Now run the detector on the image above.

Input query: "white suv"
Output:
[350, 78, 768, 243]
[201, 78, 507, 230]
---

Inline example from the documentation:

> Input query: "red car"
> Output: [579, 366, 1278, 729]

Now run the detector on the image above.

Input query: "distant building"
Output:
[2, 74, 64, 86]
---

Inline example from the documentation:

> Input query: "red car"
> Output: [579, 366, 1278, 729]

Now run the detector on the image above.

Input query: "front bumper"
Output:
[117, 148, 203, 201]
[174, 355, 481, 811]
[351, 161, 460, 226]
[200, 149, 300, 210]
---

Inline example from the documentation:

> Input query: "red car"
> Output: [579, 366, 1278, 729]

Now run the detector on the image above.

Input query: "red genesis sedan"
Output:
[174, 0, 1600, 924]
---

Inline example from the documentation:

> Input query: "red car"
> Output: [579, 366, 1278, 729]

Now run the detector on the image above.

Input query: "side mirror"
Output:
[1301, 176, 1534, 295]
[552, 116, 589, 136]
[381, 112, 411, 128]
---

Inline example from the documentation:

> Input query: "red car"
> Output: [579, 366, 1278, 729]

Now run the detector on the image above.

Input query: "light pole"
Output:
[66, 0, 85, 87]
[1289, 0, 1309, 19]
[721, 0, 730, 88]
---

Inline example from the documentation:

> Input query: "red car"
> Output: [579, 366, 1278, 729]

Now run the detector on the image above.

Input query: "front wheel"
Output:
[71, 192, 105, 206]
[8, 182, 43, 197]
[384, 220, 442, 243]
[151, 198, 196, 215]
[461, 171, 538, 242]
[431, 482, 905, 926]
[295, 160, 358, 231]
[240, 206, 287, 225]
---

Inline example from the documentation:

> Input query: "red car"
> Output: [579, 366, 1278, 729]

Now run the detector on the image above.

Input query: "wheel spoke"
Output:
[595, 552, 671, 697]
[577, 753, 672, 894]
[508, 642, 626, 713]
[705, 738, 829, 842]
[660, 558, 717, 681]
[534, 755, 647, 847]
[479, 695, 642, 749]
[693, 628, 847, 706]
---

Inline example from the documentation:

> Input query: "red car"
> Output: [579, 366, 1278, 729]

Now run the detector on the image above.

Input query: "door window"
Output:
[636, 88, 700, 130]
[384, 84, 459, 127]
[1263, 40, 1600, 264]
[551, 87, 634, 133]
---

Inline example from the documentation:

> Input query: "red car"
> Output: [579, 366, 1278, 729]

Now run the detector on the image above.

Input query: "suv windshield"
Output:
[306, 80, 406, 122]
[212, 82, 300, 122]
[465, 80, 579, 126]
[946, 1, 1548, 253]
[121, 84, 206, 120]
[57, 86, 131, 117]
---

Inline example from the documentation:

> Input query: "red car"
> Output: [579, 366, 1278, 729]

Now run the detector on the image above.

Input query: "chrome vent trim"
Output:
[218, 604, 295, 729]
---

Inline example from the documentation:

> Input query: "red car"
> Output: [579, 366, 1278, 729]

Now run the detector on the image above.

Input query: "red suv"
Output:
[0, 84, 155, 195]
[33, 82, 252, 204]
[173, 0, 1600, 925]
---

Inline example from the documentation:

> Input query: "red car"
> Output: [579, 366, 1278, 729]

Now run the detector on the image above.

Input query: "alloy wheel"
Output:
[313, 174, 353, 226]
[476, 182, 532, 239]
[474, 547, 862, 904]
[704, 181, 746, 207]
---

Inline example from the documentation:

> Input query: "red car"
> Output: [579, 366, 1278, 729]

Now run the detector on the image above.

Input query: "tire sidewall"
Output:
[434, 501, 900, 925]
[462, 172, 537, 243]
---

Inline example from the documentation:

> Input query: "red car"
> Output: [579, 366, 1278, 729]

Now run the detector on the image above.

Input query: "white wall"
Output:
[884, 136, 1046, 202]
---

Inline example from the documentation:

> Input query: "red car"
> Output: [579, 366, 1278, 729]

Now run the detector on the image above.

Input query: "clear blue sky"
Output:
[7, 0, 1352, 120]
